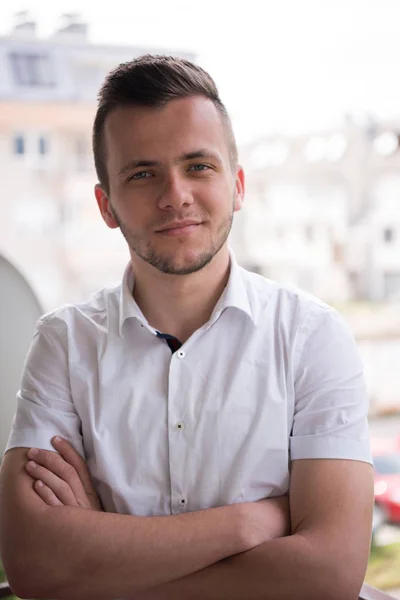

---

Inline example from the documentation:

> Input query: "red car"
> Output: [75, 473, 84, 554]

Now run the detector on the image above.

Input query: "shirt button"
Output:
[177, 350, 185, 359]
[175, 422, 184, 430]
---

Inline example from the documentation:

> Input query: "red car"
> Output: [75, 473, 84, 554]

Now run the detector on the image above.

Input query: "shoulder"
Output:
[240, 267, 340, 330]
[239, 268, 356, 366]
[36, 283, 121, 336]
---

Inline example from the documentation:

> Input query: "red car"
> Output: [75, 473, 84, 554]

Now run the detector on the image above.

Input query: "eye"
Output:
[188, 163, 211, 172]
[128, 171, 152, 181]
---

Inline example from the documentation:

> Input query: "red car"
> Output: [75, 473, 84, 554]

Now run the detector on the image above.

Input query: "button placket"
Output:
[168, 349, 189, 513]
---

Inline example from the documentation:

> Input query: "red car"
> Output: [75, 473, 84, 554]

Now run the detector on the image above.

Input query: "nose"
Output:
[157, 171, 194, 211]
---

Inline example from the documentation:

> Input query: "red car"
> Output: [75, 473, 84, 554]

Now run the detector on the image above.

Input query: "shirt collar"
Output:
[208, 251, 254, 326]
[119, 263, 148, 335]
[118, 251, 255, 336]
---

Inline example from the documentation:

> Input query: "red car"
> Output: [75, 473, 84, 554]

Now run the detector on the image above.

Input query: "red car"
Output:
[372, 437, 400, 525]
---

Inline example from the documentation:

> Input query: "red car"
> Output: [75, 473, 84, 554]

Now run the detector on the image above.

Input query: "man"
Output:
[0, 55, 373, 600]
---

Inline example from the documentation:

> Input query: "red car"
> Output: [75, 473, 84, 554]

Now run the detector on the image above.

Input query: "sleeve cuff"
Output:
[5, 428, 84, 458]
[290, 434, 373, 464]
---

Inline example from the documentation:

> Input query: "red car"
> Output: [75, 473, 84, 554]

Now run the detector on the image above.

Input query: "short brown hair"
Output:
[93, 54, 238, 192]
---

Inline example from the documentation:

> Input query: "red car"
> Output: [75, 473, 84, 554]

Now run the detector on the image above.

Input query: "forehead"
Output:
[104, 96, 230, 171]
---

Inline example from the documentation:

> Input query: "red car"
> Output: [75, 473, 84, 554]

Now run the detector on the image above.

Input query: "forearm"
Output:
[4, 502, 248, 600]
[136, 533, 361, 600]
[1, 449, 291, 600]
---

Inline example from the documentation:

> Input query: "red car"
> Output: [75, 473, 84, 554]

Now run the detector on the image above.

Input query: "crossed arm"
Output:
[0, 437, 374, 600]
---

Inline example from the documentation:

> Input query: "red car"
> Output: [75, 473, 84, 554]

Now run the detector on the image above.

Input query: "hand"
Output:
[25, 436, 103, 511]
[240, 495, 291, 549]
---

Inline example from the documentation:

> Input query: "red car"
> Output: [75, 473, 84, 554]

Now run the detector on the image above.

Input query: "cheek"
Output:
[113, 193, 149, 222]
[200, 181, 234, 209]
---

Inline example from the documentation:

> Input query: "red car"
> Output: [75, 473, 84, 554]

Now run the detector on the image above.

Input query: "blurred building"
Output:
[0, 11, 196, 310]
[237, 117, 400, 303]
[0, 12, 196, 455]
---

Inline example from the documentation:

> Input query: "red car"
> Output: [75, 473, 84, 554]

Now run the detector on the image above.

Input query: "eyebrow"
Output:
[118, 149, 223, 176]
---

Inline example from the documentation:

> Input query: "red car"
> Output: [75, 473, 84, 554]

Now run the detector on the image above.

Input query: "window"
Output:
[383, 228, 395, 243]
[38, 135, 48, 156]
[13, 134, 25, 155]
[9, 53, 55, 87]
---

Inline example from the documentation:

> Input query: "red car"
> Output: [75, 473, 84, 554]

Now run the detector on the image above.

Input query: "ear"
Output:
[233, 166, 245, 213]
[94, 184, 119, 229]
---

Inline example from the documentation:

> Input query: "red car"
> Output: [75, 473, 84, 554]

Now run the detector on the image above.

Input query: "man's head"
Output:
[93, 54, 244, 277]
[93, 54, 238, 194]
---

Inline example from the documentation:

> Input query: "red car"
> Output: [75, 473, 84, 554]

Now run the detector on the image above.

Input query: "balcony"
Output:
[360, 584, 398, 599]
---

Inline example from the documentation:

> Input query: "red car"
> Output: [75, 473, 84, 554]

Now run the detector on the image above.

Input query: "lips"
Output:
[155, 220, 202, 232]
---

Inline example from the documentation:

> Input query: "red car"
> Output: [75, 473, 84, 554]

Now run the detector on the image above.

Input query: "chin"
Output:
[157, 251, 214, 276]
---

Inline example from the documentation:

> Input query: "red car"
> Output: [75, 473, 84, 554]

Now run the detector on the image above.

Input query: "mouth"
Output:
[155, 220, 203, 235]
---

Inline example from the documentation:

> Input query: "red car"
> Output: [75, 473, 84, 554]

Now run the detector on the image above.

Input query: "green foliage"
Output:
[366, 542, 400, 590]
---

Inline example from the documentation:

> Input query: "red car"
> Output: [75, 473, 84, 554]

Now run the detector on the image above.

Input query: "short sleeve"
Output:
[290, 307, 372, 464]
[5, 315, 84, 457]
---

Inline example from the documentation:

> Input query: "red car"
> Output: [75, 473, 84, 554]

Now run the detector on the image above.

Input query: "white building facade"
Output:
[0, 13, 196, 311]
[240, 121, 400, 304]
[0, 13, 195, 455]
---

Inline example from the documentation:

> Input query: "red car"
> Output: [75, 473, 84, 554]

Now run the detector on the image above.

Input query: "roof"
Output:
[0, 33, 196, 103]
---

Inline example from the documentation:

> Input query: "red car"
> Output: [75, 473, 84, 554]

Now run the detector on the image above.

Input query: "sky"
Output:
[1, 0, 400, 143]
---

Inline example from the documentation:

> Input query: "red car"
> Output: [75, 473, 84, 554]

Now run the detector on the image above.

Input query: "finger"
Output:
[25, 460, 79, 506]
[51, 437, 95, 494]
[33, 479, 64, 507]
[27, 446, 92, 508]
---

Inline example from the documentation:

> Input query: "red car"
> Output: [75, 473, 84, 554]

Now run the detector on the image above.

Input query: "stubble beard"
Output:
[110, 200, 235, 276]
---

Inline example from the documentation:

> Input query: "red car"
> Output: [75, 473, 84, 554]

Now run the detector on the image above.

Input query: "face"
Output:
[95, 96, 244, 276]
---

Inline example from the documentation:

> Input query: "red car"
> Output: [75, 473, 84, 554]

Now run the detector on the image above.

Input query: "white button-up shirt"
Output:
[6, 256, 372, 516]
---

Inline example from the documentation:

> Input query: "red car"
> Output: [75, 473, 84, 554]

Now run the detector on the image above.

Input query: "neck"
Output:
[131, 248, 231, 343]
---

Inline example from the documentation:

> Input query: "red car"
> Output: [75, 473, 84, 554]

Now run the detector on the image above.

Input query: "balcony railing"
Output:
[0, 582, 13, 599]
[360, 584, 399, 599]
[0, 581, 397, 599]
